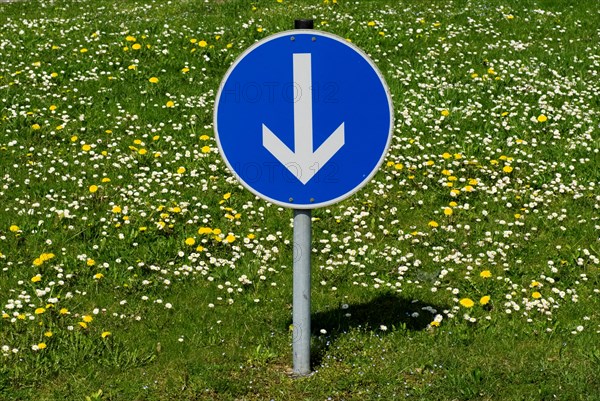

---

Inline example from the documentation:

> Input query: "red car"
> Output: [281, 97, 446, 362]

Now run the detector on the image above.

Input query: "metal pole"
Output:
[292, 209, 311, 375]
[292, 19, 314, 377]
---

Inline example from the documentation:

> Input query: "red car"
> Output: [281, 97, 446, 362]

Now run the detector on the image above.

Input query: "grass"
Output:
[1, 0, 599, 399]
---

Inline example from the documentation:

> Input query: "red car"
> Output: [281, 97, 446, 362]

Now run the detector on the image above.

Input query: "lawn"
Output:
[0, 0, 599, 400]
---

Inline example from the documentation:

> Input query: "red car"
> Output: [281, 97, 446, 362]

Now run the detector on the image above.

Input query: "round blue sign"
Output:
[214, 30, 393, 209]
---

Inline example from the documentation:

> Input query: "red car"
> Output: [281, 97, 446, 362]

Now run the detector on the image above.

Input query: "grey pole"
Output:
[292, 209, 311, 375]
[292, 18, 314, 377]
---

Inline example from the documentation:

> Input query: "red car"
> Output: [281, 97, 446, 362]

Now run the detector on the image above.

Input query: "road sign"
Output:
[214, 30, 393, 209]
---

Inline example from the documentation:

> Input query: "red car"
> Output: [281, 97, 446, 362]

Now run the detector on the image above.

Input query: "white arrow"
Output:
[263, 53, 345, 185]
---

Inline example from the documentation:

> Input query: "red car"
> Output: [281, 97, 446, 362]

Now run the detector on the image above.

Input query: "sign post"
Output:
[214, 19, 393, 376]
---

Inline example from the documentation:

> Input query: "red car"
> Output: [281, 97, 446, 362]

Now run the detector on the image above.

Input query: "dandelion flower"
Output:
[37, 343, 47, 350]
[201, 146, 211, 153]
[132, 43, 142, 50]
[443, 207, 453, 216]
[89, 185, 98, 193]
[87, 259, 96, 267]
[537, 114, 548, 123]
[166, 100, 175, 108]
[428, 221, 439, 228]
[148, 77, 159, 83]
[480, 296, 491, 305]
[31, 274, 42, 283]
[9, 225, 20, 232]
[503, 166, 513, 173]
[83, 315, 93, 323]
[177, 167, 186, 174]
[112, 206, 122, 213]
[101, 331, 111, 338]
[532, 292, 542, 299]
[31, 124, 41, 130]
[93, 273, 104, 279]
[459, 298, 475, 308]
[198, 40, 208, 48]
[59, 308, 69, 315]
[35, 308, 46, 315]
[441, 109, 450, 117]
[480, 270, 492, 278]
[225, 234, 236, 243]
[185, 237, 196, 246]
[82, 144, 91, 152]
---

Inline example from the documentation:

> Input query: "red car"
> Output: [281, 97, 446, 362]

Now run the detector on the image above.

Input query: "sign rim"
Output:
[213, 29, 394, 209]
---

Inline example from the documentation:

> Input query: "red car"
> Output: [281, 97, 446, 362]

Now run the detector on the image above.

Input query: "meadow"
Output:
[0, 0, 599, 399]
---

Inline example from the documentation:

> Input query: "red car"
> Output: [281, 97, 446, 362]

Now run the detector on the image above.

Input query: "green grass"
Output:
[1, 0, 599, 400]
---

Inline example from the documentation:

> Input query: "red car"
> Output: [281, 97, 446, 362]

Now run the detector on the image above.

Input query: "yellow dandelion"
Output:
[443, 207, 453, 216]
[225, 234, 236, 243]
[86, 259, 95, 267]
[459, 298, 474, 308]
[166, 100, 175, 108]
[198, 227, 213, 235]
[44, 331, 53, 337]
[37, 342, 47, 350]
[148, 77, 159, 83]
[441, 109, 450, 117]
[198, 40, 208, 47]
[79, 322, 88, 329]
[182, 67, 190, 73]
[199, 134, 210, 140]
[59, 308, 69, 315]
[31, 274, 42, 282]
[93, 273, 104, 279]
[430, 321, 440, 327]
[201, 145, 211, 153]
[35, 308, 46, 315]
[101, 331, 111, 338]
[537, 114, 547, 123]
[89, 185, 99, 193]
[223, 192, 231, 200]
[132, 43, 142, 50]
[125, 36, 136, 42]
[532, 292, 542, 299]
[9, 225, 20, 232]
[480, 296, 491, 305]
[32, 124, 41, 130]
[185, 237, 196, 246]
[83, 315, 93, 323]
[480, 270, 492, 278]
[503, 166, 513, 173]
[80, 48, 88, 53]
[428, 221, 439, 228]
[82, 144, 91, 152]
[177, 167, 186, 174]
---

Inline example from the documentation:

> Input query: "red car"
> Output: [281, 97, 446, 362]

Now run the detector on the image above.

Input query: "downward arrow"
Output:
[263, 53, 345, 185]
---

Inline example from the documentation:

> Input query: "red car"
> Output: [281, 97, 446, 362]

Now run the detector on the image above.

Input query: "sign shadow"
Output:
[307, 293, 448, 369]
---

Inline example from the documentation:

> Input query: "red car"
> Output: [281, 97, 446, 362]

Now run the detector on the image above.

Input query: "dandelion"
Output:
[132, 43, 142, 50]
[148, 77, 159, 83]
[80, 48, 88, 53]
[443, 207, 453, 216]
[101, 331, 111, 338]
[532, 292, 542, 299]
[198, 40, 208, 48]
[37, 343, 47, 350]
[201, 146, 211, 153]
[87, 259, 96, 267]
[181, 67, 190, 73]
[177, 167, 186, 174]
[441, 109, 450, 117]
[367, 21, 375, 26]
[83, 315, 93, 323]
[125, 36, 136, 42]
[89, 185, 98, 193]
[480, 296, 491, 305]
[9, 225, 19, 232]
[537, 114, 548, 123]
[79, 322, 88, 329]
[428, 221, 439, 228]
[35, 308, 46, 315]
[31, 274, 42, 283]
[185, 237, 196, 246]
[430, 321, 440, 327]
[502, 166, 513, 173]
[112, 206, 122, 213]
[459, 298, 475, 308]
[31, 124, 41, 130]
[480, 270, 492, 278]
[93, 273, 104, 279]
[225, 234, 236, 243]
[82, 144, 91, 152]
[59, 308, 69, 315]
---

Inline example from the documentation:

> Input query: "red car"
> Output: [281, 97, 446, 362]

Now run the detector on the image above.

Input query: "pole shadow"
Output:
[305, 293, 448, 369]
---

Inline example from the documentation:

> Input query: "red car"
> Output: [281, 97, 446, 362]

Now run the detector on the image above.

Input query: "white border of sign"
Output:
[214, 29, 394, 209]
